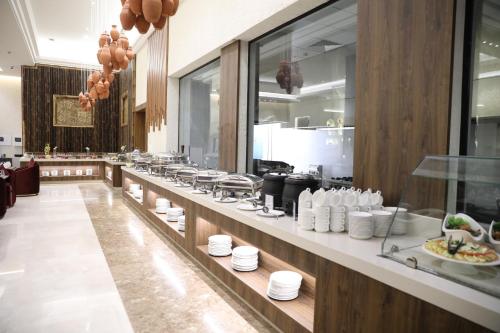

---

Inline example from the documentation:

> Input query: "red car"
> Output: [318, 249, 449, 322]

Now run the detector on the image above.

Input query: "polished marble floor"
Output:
[0, 184, 133, 333]
[0, 183, 275, 332]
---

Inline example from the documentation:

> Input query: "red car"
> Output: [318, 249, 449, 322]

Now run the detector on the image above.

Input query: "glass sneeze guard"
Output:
[381, 155, 500, 298]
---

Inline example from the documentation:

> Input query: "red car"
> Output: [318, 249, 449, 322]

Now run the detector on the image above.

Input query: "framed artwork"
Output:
[121, 91, 129, 127]
[53, 94, 94, 128]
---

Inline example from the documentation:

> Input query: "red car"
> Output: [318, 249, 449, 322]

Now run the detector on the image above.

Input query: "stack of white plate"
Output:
[231, 246, 258, 271]
[267, 271, 302, 301]
[177, 215, 185, 231]
[208, 235, 232, 256]
[133, 189, 143, 200]
[155, 198, 171, 214]
[166, 207, 184, 222]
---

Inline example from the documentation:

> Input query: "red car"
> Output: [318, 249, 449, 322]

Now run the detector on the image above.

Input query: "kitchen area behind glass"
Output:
[179, 60, 221, 169]
[247, 0, 357, 187]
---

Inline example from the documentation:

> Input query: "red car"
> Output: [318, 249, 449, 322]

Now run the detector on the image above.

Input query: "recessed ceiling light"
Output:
[477, 104, 485, 107]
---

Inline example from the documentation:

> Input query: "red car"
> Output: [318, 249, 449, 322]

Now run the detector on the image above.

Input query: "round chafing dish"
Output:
[176, 166, 199, 184]
[164, 163, 186, 180]
[193, 170, 228, 190]
[134, 153, 152, 172]
[214, 174, 263, 197]
[148, 152, 189, 177]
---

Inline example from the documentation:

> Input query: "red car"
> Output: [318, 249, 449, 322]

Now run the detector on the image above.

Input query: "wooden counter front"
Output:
[121, 169, 493, 333]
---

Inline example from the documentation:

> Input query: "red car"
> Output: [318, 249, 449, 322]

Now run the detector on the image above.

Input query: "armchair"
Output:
[14, 159, 40, 196]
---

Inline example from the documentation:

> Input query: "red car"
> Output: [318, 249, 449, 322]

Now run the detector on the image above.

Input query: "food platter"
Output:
[422, 238, 500, 267]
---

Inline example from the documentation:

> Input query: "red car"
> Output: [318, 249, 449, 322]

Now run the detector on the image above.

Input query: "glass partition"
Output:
[179, 60, 220, 169]
[382, 156, 500, 298]
[247, 0, 357, 184]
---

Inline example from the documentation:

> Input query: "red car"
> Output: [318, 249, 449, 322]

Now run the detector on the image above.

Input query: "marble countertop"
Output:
[104, 160, 126, 166]
[21, 158, 108, 162]
[122, 167, 500, 331]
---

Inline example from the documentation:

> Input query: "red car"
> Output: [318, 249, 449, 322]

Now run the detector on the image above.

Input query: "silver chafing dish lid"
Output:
[196, 170, 228, 181]
[176, 166, 199, 177]
[216, 174, 263, 189]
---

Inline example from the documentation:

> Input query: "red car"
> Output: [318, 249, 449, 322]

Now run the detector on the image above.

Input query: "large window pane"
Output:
[248, 0, 357, 185]
[468, 0, 500, 157]
[179, 60, 220, 169]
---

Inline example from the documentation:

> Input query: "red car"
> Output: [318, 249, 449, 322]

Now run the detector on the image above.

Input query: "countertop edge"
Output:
[122, 167, 500, 331]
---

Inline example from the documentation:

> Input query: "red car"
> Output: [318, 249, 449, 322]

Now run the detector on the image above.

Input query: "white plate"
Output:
[421, 240, 500, 266]
[174, 183, 191, 188]
[208, 251, 232, 257]
[191, 189, 210, 194]
[232, 245, 259, 256]
[267, 292, 299, 301]
[257, 210, 285, 218]
[214, 197, 238, 203]
[237, 203, 264, 211]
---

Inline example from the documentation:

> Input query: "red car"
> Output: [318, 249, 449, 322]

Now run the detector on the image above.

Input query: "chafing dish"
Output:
[193, 170, 228, 190]
[164, 163, 186, 180]
[135, 153, 153, 172]
[148, 152, 189, 177]
[214, 174, 263, 197]
[175, 166, 199, 185]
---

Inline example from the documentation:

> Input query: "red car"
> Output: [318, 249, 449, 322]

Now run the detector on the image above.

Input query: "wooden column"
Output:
[353, 0, 456, 205]
[219, 41, 241, 172]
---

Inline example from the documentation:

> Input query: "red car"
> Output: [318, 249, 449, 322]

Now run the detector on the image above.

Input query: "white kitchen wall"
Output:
[146, 0, 327, 156]
[0, 75, 23, 162]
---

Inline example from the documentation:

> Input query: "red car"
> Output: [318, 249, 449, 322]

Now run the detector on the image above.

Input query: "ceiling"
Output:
[1, 0, 150, 76]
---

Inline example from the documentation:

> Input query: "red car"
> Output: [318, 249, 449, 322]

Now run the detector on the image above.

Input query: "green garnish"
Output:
[446, 215, 481, 237]
[493, 222, 500, 232]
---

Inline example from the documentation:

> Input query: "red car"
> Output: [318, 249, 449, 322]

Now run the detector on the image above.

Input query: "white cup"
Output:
[348, 211, 374, 239]
[331, 205, 346, 213]
[298, 208, 315, 230]
[329, 191, 343, 206]
[343, 192, 358, 207]
[371, 210, 393, 237]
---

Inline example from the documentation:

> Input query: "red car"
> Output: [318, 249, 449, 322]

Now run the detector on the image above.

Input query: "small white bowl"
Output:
[442, 213, 486, 243]
[488, 221, 500, 253]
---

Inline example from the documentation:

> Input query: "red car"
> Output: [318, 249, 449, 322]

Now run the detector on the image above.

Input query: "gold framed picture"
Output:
[53, 94, 94, 128]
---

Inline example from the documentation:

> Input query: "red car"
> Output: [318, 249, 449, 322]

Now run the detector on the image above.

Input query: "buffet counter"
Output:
[20, 158, 124, 187]
[121, 167, 499, 333]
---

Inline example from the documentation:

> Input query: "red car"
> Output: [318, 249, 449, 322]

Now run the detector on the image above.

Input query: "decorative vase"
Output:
[107, 73, 115, 83]
[89, 87, 98, 99]
[142, 0, 162, 23]
[115, 46, 126, 63]
[101, 44, 111, 64]
[135, 15, 150, 34]
[153, 15, 167, 29]
[91, 71, 101, 84]
[161, 0, 174, 16]
[110, 25, 120, 41]
[109, 42, 117, 60]
[87, 76, 94, 88]
[120, 2, 136, 30]
[103, 63, 112, 76]
[120, 57, 129, 70]
[129, 0, 142, 15]
[104, 80, 110, 90]
[172, 0, 179, 15]
[99, 32, 108, 47]
[119, 34, 129, 49]
[126, 47, 135, 60]
[44, 144, 51, 156]
[96, 81, 104, 94]
[112, 60, 120, 71]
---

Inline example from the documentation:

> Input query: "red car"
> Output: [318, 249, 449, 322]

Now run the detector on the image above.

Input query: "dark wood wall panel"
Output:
[353, 0, 455, 205]
[147, 24, 168, 132]
[219, 41, 240, 172]
[119, 60, 135, 149]
[22, 64, 120, 153]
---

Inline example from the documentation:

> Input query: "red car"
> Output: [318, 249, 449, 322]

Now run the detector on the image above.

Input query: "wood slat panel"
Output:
[22, 64, 120, 153]
[119, 59, 135, 149]
[353, 0, 455, 205]
[146, 23, 169, 132]
[219, 41, 240, 172]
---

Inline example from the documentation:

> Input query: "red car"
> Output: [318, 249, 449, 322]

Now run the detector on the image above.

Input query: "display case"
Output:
[381, 155, 500, 298]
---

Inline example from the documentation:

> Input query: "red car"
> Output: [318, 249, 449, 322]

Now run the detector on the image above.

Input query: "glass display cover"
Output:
[381, 155, 500, 298]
